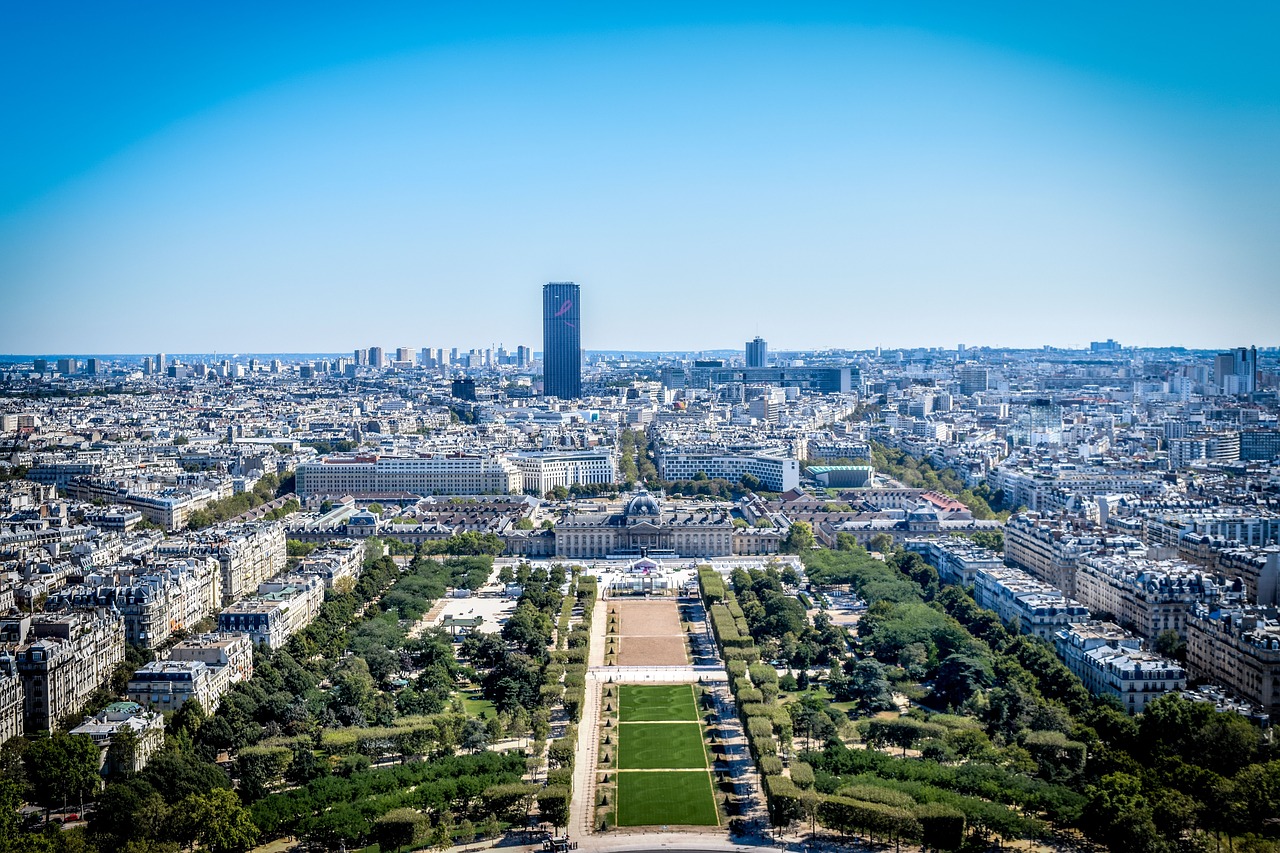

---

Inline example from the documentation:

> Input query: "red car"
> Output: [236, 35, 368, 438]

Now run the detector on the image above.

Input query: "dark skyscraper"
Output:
[746, 336, 768, 368]
[543, 281, 581, 399]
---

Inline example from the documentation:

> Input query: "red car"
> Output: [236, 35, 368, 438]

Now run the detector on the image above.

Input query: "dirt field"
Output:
[614, 601, 688, 666]
[616, 600, 683, 636]
[617, 636, 688, 666]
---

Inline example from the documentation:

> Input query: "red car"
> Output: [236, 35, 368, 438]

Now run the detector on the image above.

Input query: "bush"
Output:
[915, 801, 966, 851]
[758, 755, 784, 776]
[790, 761, 814, 789]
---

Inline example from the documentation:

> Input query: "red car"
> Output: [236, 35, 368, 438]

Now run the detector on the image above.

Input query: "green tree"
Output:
[1152, 629, 1186, 661]
[374, 808, 426, 852]
[169, 788, 258, 853]
[781, 520, 815, 554]
[24, 731, 101, 817]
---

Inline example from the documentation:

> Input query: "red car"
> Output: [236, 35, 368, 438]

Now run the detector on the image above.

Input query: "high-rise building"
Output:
[746, 336, 768, 368]
[959, 365, 989, 396]
[396, 347, 412, 364]
[85, 358, 99, 376]
[543, 281, 581, 399]
[353, 348, 367, 366]
[368, 347, 385, 369]
[156, 353, 167, 373]
[517, 345, 531, 368]
[1215, 346, 1258, 396]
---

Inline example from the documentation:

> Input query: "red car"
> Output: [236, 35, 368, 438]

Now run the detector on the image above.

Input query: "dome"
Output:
[626, 490, 662, 518]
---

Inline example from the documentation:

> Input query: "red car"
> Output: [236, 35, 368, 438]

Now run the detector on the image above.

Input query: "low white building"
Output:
[70, 701, 166, 775]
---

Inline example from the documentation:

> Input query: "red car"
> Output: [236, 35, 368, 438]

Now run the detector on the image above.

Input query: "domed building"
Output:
[554, 488, 734, 559]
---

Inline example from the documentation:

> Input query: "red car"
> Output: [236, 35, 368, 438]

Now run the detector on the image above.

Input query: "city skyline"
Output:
[2, 4, 1278, 353]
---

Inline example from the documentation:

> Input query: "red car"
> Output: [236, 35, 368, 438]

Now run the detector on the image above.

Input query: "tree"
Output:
[169, 788, 259, 853]
[24, 731, 101, 817]
[461, 718, 490, 753]
[781, 521, 815, 554]
[1153, 629, 1186, 661]
[375, 808, 427, 852]
[538, 786, 571, 831]
[869, 533, 895, 554]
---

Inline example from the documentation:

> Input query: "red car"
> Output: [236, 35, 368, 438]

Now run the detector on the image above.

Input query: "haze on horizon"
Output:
[1, 3, 1277, 355]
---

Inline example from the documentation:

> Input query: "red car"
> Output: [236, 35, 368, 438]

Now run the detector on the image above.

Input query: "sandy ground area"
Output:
[431, 595, 517, 634]
[617, 600, 683, 636]
[614, 600, 688, 666]
[617, 636, 688, 666]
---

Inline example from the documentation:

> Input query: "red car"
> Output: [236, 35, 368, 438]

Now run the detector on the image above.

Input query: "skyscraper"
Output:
[543, 282, 581, 399]
[746, 336, 768, 368]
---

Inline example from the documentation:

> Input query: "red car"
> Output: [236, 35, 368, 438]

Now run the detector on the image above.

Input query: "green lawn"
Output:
[618, 722, 707, 770]
[616, 770, 719, 826]
[618, 684, 699, 722]
[455, 688, 495, 718]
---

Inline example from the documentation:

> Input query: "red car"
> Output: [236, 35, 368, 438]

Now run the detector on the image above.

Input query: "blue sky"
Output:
[2, 2, 1277, 354]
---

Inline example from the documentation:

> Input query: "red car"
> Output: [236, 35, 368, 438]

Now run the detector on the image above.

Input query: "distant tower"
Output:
[746, 336, 768, 368]
[543, 282, 582, 399]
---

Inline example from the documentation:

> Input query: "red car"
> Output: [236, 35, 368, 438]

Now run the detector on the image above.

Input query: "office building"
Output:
[746, 336, 768, 368]
[543, 281, 582, 399]
[657, 449, 800, 492]
[1215, 346, 1258, 396]
[511, 449, 617, 496]
[295, 453, 521, 498]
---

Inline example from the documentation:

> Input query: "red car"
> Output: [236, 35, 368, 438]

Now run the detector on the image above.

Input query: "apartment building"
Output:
[0, 668, 22, 746]
[127, 632, 253, 714]
[295, 538, 365, 589]
[156, 522, 286, 604]
[70, 701, 165, 775]
[127, 660, 225, 713]
[166, 633, 254, 685]
[216, 574, 324, 649]
[46, 557, 220, 649]
[1074, 555, 1227, 640]
[906, 536, 1005, 586]
[972, 566, 1089, 640]
[1214, 545, 1280, 606]
[3, 611, 126, 733]
[1186, 604, 1280, 715]
[1055, 621, 1187, 715]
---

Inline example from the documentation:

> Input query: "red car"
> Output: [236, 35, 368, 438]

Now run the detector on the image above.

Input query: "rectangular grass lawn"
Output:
[617, 770, 719, 826]
[618, 684, 699, 722]
[618, 722, 707, 769]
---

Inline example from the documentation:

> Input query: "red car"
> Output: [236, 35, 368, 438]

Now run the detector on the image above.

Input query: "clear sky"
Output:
[2, 2, 1277, 354]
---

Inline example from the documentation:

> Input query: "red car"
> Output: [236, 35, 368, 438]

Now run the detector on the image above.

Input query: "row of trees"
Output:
[186, 471, 297, 530]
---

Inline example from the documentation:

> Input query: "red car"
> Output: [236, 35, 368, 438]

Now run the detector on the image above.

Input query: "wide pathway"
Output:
[569, 595, 609, 837]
